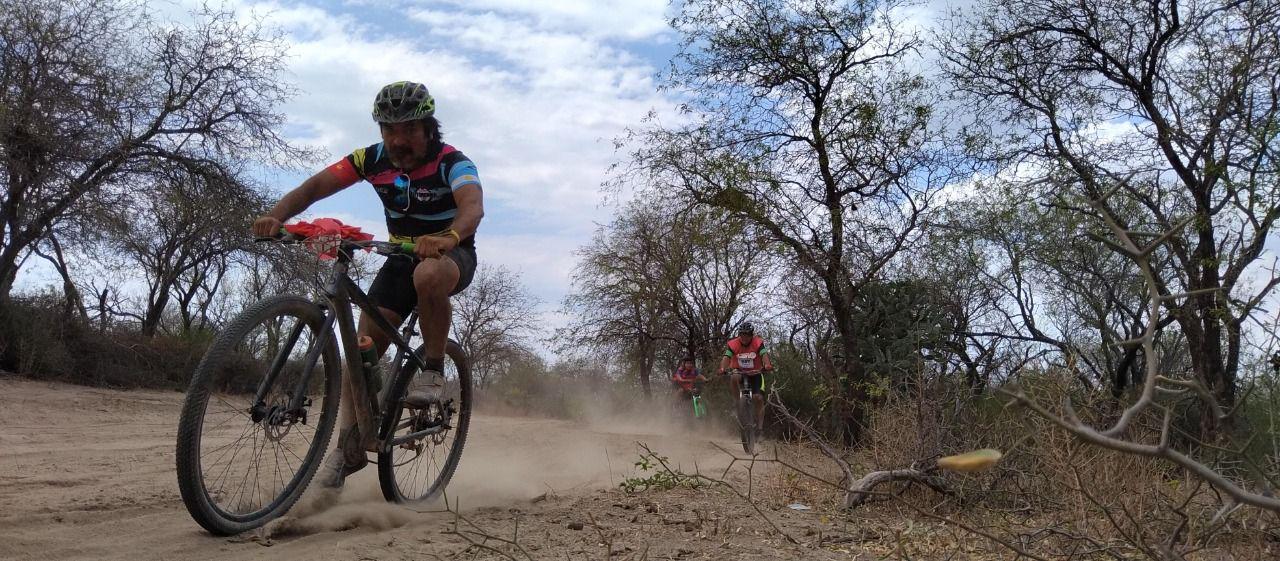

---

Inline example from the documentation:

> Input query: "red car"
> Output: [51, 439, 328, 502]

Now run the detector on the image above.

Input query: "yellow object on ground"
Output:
[937, 448, 1003, 472]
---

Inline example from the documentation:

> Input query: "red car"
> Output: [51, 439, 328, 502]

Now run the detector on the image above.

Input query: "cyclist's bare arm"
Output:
[449, 184, 484, 239]
[252, 168, 355, 236]
[410, 184, 484, 259]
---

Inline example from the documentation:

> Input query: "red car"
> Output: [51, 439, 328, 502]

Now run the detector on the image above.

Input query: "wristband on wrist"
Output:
[442, 228, 461, 244]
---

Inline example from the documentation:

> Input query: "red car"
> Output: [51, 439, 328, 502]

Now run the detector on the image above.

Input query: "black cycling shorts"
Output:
[739, 371, 765, 393]
[367, 242, 477, 319]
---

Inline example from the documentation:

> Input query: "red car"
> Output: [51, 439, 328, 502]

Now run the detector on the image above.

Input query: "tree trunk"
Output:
[96, 287, 110, 333]
[140, 288, 173, 337]
[36, 236, 87, 320]
[824, 274, 867, 447]
[638, 337, 654, 398]
[0, 243, 24, 304]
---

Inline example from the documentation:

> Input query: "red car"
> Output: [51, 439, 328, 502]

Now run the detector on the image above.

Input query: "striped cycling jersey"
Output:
[327, 142, 481, 243]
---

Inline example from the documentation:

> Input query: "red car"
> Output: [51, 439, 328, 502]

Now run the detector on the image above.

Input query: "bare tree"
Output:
[0, 0, 311, 303]
[561, 200, 766, 395]
[1003, 188, 1280, 519]
[942, 0, 1280, 434]
[171, 252, 232, 335]
[451, 265, 540, 388]
[561, 205, 666, 396]
[622, 0, 961, 442]
[100, 167, 266, 336]
[928, 185, 1184, 397]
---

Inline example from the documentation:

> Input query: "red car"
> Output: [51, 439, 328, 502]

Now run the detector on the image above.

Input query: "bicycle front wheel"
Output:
[175, 296, 341, 535]
[738, 396, 756, 455]
[378, 340, 472, 503]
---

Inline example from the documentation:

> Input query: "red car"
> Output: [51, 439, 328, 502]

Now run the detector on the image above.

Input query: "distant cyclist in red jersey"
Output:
[671, 357, 707, 403]
[717, 322, 773, 432]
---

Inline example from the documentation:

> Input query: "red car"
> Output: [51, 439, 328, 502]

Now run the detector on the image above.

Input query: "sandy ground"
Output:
[0, 376, 865, 561]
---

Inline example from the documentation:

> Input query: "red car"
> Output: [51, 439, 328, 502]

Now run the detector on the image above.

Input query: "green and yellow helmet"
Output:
[371, 81, 435, 123]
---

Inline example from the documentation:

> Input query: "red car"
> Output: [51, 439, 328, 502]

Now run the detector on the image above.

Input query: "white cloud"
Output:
[244, 0, 676, 222]
[477, 231, 582, 300]
[418, 0, 671, 40]
[218, 0, 685, 342]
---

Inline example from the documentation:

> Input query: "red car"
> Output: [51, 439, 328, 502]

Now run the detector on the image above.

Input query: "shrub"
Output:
[0, 295, 208, 390]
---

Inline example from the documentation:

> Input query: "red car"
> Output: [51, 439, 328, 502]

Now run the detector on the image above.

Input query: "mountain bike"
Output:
[726, 369, 764, 455]
[175, 234, 472, 535]
[671, 380, 707, 422]
[690, 383, 707, 419]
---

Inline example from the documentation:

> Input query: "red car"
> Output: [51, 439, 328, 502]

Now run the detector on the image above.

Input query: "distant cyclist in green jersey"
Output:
[717, 322, 773, 433]
[252, 81, 483, 487]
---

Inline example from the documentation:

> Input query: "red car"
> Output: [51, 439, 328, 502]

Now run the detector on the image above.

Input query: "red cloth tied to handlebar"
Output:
[284, 218, 373, 259]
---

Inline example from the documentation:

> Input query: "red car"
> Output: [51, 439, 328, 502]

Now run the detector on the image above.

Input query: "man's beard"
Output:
[390, 146, 434, 169]
[389, 149, 415, 168]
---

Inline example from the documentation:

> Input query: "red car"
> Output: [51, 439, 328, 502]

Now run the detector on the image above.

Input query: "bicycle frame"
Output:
[730, 370, 763, 422]
[728, 369, 763, 396]
[249, 240, 428, 449]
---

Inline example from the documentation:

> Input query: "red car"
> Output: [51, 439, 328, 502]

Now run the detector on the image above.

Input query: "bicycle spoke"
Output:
[383, 350, 468, 503]
[188, 310, 336, 519]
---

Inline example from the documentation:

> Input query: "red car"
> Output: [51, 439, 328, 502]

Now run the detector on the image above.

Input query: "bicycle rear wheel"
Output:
[175, 296, 341, 535]
[377, 339, 472, 503]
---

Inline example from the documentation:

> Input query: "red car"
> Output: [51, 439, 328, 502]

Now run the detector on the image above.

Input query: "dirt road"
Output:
[0, 377, 851, 560]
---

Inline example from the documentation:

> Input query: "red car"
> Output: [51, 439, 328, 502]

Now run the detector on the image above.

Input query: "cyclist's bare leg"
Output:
[336, 307, 403, 428]
[412, 257, 460, 366]
[323, 306, 406, 482]
[357, 306, 404, 357]
[730, 372, 742, 395]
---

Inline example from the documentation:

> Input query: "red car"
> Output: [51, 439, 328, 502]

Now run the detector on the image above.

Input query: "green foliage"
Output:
[618, 452, 704, 494]
[1234, 366, 1280, 483]
[850, 279, 956, 391]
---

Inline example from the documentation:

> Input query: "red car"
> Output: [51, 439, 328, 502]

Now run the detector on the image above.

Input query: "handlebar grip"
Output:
[399, 242, 416, 254]
[253, 228, 291, 242]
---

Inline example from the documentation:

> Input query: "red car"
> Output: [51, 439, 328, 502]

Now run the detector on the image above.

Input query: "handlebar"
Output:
[255, 229, 417, 258]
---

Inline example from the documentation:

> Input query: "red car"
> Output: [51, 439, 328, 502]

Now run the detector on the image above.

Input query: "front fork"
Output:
[249, 302, 335, 427]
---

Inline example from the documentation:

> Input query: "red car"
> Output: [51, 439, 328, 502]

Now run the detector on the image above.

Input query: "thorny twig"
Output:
[771, 392, 949, 508]
[636, 441, 800, 545]
[441, 494, 536, 561]
[639, 439, 1052, 560]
